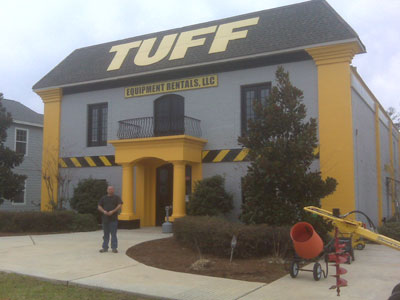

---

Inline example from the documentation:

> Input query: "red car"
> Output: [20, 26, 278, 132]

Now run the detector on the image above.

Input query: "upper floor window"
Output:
[154, 94, 184, 137]
[15, 128, 28, 155]
[88, 103, 108, 147]
[241, 83, 271, 135]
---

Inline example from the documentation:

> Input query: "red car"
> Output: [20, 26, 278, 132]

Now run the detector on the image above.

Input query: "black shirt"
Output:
[98, 195, 122, 222]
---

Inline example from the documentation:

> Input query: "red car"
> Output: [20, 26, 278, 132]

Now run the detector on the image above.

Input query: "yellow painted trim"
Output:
[307, 43, 358, 215]
[202, 150, 210, 160]
[110, 134, 207, 145]
[389, 123, 396, 215]
[109, 135, 207, 165]
[213, 149, 229, 162]
[234, 148, 249, 162]
[306, 42, 362, 66]
[70, 157, 82, 168]
[99, 156, 112, 166]
[59, 158, 67, 168]
[84, 156, 96, 167]
[375, 103, 383, 225]
[35, 88, 62, 211]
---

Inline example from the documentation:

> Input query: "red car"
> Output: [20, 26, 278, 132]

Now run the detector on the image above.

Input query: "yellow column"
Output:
[307, 43, 361, 215]
[389, 122, 396, 215]
[171, 161, 186, 220]
[191, 163, 203, 192]
[119, 163, 136, 220]
[375, 103, 383, 225]
[35, 89, 62, 211]
[135, 163, 145, 224]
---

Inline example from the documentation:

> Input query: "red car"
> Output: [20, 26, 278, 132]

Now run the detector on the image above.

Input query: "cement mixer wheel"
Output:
[289, 261, 299, 278]
[313, 262, 322, 281]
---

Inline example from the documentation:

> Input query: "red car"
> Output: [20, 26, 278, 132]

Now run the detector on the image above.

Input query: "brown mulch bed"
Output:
[126, 237, 288, 283]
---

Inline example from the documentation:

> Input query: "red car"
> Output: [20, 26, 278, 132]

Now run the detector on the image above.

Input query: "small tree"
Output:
[70, 178, 108, 219]
[187, 175, 233, 216]
[40, 146, 74, 210]
[387, 106, 400, 131]
[0, 93, 26, 205]
[239, 66, 337, 228]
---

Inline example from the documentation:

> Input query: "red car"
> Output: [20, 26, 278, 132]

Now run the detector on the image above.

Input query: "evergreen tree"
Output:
[239, 67, 337, 227]
[0, 93, 26, 205]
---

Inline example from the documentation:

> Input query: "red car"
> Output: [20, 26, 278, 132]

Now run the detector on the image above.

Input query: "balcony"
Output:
[117, 116, 202, 139]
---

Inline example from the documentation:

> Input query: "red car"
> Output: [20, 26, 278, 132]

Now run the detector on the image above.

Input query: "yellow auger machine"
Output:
[302, 206, 400, 298]
[304, 206, 400, 251]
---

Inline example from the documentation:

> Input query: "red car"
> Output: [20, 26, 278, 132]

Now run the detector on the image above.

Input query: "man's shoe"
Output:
[112, 249, 118, 253]
[99, 249, 108, 253]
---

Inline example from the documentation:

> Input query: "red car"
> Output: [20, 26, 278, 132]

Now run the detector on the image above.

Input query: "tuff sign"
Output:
[107, 17, 259, 71]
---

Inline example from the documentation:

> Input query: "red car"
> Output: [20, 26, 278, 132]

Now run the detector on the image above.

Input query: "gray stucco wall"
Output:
[351, 89, 378, 224]
[59, 166, 122, 210]
[60, 59, 318, 154]
[1, 123, 42, 211]
[59, 59, 318, 216]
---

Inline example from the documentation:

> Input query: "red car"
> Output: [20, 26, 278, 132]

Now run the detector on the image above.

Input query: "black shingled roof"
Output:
[33, 0, 364, 91]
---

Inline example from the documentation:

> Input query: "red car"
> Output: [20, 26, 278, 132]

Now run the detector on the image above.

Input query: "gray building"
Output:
[33, 0, 399, 227]
[0, 99, 43, 211]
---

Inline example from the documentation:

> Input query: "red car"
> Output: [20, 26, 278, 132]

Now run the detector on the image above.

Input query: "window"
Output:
[241, 83, 271, 135]
[154, 94, 184, 136]
[12, 179, 26, 205]
[88, 103, 108, 147]
[15, 128, 28, 155]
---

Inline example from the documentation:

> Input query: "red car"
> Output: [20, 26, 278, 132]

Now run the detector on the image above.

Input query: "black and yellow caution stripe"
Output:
[201, 148, 249, 163]
[59, 155, 117, 168]
[59, 147, 318, 168]
[59, 149, 250, 168]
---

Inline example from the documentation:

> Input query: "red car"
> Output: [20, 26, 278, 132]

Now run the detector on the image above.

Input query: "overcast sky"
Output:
[0, 0, 399, 114]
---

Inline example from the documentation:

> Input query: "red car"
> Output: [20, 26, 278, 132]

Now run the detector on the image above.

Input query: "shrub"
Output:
[0, 211, 98, 233]
[70, 178, 108, 220]
[378, 221, 400, 241]
[173, 216, 293, 258]
[187, 175, 233, 216]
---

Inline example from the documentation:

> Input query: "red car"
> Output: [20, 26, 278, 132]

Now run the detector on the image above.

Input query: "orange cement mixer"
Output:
[290, 222, 324, 259]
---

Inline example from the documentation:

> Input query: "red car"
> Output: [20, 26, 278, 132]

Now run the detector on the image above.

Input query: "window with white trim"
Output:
[15, 128, 28, 155]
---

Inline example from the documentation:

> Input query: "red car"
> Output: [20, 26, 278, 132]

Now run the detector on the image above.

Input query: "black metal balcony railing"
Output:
[117, 116, 202, 139]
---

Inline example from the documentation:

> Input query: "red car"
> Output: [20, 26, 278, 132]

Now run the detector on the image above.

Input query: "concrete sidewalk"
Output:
[0, 228, 399, 300]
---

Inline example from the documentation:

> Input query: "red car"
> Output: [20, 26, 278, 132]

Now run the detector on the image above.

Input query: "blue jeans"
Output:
[102, 220, 118, 250]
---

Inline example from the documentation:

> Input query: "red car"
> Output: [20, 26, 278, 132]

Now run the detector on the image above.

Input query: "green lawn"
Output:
[0, 272, 151, 300]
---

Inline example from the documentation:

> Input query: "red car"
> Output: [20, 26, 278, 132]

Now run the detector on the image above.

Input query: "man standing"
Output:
[98, 186, 122, 253]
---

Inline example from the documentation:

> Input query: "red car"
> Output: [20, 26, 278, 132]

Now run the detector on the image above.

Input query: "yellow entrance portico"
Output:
[109, 135, 207, 226]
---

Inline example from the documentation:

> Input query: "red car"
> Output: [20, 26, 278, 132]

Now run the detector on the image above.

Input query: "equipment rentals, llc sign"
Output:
[125, 74, 218, 98]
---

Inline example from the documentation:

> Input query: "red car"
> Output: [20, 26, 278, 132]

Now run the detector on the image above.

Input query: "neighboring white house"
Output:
[0, 99, 43, 211]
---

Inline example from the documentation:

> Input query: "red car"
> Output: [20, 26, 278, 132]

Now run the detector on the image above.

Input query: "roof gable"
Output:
[2, 99, 43, 125]
[33, 0, 364, 90]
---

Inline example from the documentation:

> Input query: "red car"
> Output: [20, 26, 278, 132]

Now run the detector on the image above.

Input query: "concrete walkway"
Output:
[0, 228, 399, 300]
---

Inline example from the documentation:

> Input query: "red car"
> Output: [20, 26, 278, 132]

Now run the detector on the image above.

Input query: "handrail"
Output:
[117, 116, 201, 139]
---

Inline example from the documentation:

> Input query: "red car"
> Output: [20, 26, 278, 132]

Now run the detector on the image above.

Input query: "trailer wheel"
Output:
[313, 262, 322, 281]
[356, 243, 365, 250]
[392, 282, 400, 295]
[289, 261, 299, 278]
[350, 246, 355, 261]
